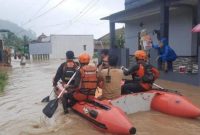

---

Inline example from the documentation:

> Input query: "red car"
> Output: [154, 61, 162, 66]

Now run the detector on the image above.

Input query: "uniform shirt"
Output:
[98, 68, 124, 100]
[53, 62, 66, 86]
[123, 62, 159, 85]
[123, 63, 143, 81]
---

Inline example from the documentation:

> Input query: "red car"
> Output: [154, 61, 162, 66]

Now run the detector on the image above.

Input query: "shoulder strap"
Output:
[62, 62, 67, 72]
[107, 67, 110, 76]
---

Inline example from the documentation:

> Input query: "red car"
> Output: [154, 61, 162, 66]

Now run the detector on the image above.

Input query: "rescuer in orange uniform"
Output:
[62, 53, 102, 113]
[121, 50, 159, 94]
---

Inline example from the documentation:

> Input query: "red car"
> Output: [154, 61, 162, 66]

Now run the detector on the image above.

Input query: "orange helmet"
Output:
[134, 50, 147, 60]
[78, 53, 90, 64]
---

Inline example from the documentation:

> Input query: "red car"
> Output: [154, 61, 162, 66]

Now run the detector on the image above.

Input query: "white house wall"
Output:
[125, 7, 194, 56]
[169, 7, 194, 56]
[50, 35, 94, 59]
[29, 42, 52, 55]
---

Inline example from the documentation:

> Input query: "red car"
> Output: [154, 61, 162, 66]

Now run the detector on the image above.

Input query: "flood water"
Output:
[0, 59, 200, 135]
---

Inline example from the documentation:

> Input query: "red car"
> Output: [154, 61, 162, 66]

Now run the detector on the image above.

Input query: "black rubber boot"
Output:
[62, 94, 69, 114]
[64, 109, 69, 114]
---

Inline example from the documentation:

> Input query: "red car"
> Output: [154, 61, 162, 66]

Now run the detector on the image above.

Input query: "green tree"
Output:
[116, 34, 125, 48]
[3, 32, 30, 53]
[23, 35, 30, 54]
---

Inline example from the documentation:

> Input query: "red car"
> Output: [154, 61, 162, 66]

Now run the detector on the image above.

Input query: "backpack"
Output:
[142, 64, 155, 83]
[137, 64, 159, 84]
[80, 65, 97, 90]
[62, 61, 77, 83]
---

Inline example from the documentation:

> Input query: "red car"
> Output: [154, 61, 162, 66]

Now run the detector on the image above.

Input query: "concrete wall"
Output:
[29, 42, 51, 55]
[150, 48, 200, 86]
[125, 7, 195, 56]
[50, 35, 94, 59]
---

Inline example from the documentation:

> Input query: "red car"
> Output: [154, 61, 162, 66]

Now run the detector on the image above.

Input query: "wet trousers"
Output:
[61, 92, 76, 113]
[121, 80, 145, 94]
[61, 91, 94, 112]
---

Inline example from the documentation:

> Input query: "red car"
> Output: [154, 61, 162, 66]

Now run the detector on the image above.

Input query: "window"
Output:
[83, 45, 87, 51]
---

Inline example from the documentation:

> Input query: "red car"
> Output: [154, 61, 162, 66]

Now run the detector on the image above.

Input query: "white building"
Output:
[29, 34, 94, 60]
[50, 35, 94, 59]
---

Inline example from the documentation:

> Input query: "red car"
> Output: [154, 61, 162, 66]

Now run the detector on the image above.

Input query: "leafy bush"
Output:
[0, 72, 8, 92]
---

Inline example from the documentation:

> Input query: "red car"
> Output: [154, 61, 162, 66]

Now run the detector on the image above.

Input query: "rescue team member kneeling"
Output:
[121, 50, 159, 94]
[52, 50, 78, 114]
[62, 53, 101, 114]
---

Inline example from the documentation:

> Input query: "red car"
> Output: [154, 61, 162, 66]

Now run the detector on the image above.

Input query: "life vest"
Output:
[80, 65, 98, 93]
[134, 64, 159, 90]
[62, 61, 77, 83]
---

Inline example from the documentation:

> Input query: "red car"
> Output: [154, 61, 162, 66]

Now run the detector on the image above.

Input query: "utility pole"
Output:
[109, 21, 116, 48]
[160, 0, 169, 42]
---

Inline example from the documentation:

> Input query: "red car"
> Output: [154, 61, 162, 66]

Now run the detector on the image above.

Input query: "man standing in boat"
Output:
[121, 50, 159, 94]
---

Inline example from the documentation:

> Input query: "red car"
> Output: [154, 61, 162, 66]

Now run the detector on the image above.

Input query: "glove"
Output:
[120, 66, 125, 70]
[121, 66, 128, 71]
[63, 84, 69, 89]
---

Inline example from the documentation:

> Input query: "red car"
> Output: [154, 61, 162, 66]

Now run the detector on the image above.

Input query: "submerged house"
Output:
[102, 0, 200, 86]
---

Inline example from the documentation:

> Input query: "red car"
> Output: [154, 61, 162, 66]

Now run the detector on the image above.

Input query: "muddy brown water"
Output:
[0, 59, 200, 135]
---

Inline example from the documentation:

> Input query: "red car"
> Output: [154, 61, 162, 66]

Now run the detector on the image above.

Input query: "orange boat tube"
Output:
[72, 100, 136, 135]
[150, 90, 200, 118]
[55, 86, 136, 135]
[111, 85, 200, 118]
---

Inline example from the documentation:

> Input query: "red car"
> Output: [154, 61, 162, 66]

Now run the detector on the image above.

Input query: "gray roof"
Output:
[101, 0, 198, 23]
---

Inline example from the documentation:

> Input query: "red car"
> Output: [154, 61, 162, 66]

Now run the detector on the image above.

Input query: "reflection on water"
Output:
[0, 59, 199, 135]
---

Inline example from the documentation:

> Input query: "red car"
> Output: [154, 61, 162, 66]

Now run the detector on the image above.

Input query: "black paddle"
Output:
[42, 67, 80, 118]
[41, 90, 53, 102]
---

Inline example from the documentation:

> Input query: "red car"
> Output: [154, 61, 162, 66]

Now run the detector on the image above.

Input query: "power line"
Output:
[17, 0, 100, 35]
[21, 0, 52, 26]
[72, 0, 100, 23]
[36, 21, 103, 30]
[35, 0, 100, 32]
[55, 0, 100, 32]
[22, 0, 67, 26]
[16, 0, 67, 35]
[32, 0, 52, 18]
[71, 0, 98, 22]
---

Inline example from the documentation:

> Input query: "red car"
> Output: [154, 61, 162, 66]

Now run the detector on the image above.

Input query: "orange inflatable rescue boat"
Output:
[56, 86, 136, 135]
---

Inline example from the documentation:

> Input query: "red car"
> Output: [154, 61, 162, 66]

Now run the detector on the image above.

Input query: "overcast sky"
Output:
[0, 0, 124, 38]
